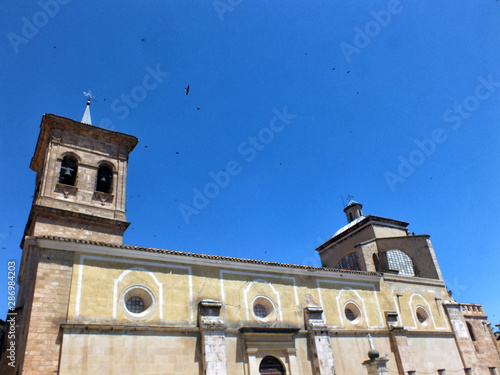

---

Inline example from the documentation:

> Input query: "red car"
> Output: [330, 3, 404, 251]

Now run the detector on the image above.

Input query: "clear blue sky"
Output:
[1, 1, 499, 326]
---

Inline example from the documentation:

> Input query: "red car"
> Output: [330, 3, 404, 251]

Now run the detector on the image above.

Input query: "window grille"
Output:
[386, 250, 415, 276]
[254, 304, 267, 318]
[416, 312, 425, 324]
[126, 296, 145, 314]
[345, 308, 355, 321]
[335, 252, 361, 271]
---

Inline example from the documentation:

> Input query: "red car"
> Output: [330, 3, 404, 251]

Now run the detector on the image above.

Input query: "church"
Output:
[1, 106, 499, 374]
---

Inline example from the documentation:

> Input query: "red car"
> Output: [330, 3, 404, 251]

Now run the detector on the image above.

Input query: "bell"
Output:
[63, 167, 73, 176]
[100, 175, 107, 182]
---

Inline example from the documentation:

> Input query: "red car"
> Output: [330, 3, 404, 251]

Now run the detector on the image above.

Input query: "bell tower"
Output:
[24, 111, 138, 245]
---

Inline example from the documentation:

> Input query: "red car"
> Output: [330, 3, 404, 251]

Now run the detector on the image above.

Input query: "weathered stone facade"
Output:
[1, 114, 498, 374]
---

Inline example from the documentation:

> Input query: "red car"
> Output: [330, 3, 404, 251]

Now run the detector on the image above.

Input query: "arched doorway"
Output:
[259, 356, 285, 374]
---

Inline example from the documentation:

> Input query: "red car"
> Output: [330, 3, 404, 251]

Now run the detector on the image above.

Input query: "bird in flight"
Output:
[185, 85, 190, 95]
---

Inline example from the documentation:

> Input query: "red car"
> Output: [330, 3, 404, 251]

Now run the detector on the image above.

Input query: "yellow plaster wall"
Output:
[67, 252, 453, 334]
[60, 250, 463, 374]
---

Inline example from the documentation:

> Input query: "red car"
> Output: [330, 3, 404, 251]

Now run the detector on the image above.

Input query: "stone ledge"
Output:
[61, 323, 200, 333]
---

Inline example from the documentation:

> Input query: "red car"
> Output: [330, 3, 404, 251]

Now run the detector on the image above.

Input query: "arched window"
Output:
[96, 165, 113, 194]
[386, 250, 415, 276]
[335, 252, 361, 271]
[259, 356, 285, 375]
[58, 155, 78, 186]
[466, 322, 476, 341]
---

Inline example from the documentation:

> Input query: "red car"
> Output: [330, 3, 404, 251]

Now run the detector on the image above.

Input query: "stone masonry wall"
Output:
[21, 248, 74, 375]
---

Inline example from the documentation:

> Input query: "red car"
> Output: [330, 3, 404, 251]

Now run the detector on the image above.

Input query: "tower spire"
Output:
[82, 90, 94, 125]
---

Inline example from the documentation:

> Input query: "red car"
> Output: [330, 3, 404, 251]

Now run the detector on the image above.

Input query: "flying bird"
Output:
[197, 107, 200, 110]
[185, 85, 190, 95]
[346, 71, 350, 74]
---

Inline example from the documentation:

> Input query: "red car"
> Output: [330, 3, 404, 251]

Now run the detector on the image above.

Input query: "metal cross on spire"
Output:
[83, 90, 95, 102]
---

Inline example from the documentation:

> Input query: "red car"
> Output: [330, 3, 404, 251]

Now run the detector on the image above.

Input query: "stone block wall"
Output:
[20, 248, 74, 374]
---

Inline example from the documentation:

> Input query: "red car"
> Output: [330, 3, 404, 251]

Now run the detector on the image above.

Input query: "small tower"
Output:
[344, 200, 363, 223]
[23, 102, 138, 245]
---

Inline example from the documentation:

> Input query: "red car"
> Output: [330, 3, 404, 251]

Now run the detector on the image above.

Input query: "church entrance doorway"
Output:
[259, 356, 286, 374]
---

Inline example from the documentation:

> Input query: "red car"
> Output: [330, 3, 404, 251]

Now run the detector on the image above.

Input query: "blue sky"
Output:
[1, 1, 499, 326]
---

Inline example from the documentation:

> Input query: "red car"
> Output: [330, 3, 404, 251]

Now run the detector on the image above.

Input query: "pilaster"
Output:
[388, 327, 414, 375]
[305, 306, 336, 375]
[199, 300, 228, 375]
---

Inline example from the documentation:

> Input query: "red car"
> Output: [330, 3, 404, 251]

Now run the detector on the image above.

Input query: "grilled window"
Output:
[254, 304, 267, 318]
[386, 250, 415, 276]
[345, 308, 355, 321]
[335, 252, 361, 271]
[126, 296, 145, 314]
[416, 311, 425, 324]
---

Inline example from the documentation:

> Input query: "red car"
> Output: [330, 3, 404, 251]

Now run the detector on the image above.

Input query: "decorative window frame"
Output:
[343, 301, 363, 325]
[251, 295, 277, 323]
[415, 305, 430, 327]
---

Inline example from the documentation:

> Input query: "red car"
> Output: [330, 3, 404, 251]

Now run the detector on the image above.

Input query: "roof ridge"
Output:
[34, 236, 379, 276]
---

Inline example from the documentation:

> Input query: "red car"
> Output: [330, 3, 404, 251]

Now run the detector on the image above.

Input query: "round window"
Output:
[344, 302, 362, 325]
[252, 296, 276, 323]
[121, 286, 156, 320]
[126, 296, 145, 314]
[416, 306, 429, 327]
[254, 303, 267, 318]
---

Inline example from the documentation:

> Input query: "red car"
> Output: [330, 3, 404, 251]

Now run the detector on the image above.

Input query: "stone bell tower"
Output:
[23, 106, 138, 245]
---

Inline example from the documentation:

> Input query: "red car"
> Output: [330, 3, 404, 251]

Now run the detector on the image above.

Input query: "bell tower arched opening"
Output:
[58, 155, 78, 186]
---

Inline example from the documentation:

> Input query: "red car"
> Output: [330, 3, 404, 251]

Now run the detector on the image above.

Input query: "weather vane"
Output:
[83, 90, 95, 102]
[341, 194, 355, 207]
